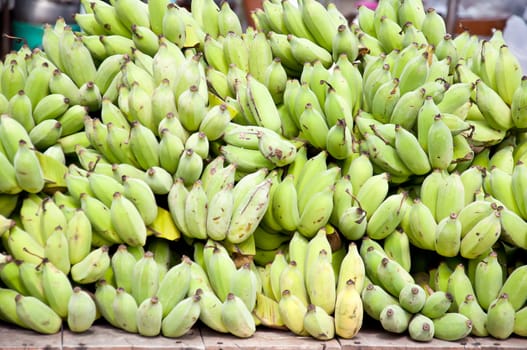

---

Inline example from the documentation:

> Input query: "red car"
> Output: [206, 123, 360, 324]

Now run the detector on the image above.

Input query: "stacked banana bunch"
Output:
[1, 0, 527, 343]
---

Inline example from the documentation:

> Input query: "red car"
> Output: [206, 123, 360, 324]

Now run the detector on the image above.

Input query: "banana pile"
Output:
[1, 0, 527, 343]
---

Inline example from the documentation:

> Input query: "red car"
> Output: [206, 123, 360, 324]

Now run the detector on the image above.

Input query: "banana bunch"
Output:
[251, 227, 364, 339]
[168, 164, 271, 244]
[4, 0, 527, 342]
[359, 237, 477, 342]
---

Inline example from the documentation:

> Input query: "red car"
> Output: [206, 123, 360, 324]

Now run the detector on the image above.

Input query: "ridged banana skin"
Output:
[447, 263, 476, 312]
[433, 312, 473, 341]
[6, 225, 45, 265]
[305, 249, 336, 315]
[15, 294, 62, 334]
[303, 303, 335, 340]
[301, 0, 337, 52]
[408, 314, 435, 342]
[227, 179, 272, 244]
[131, 251, 159, 305]
[394, 124, 431, 175]
[459, 210, 501, 259]
[0, 288, 27, 328]
[498, 265, 527, 311]
[486, 293, 516, 340]
[355, 172, 390, 220]
[136, 297, 163, 337]
[195, 288, 229, 334]
[41, 261, 73, 319]
[110, 192, 147, 247]
[17, 261, 45, 302]
[406, 198, 437, 251]
[278, 290, 308, 336]
[230, 263, 258, 312]
[361, 283, 399, 321]
[376, 257, 415, 298]
[421, 291, 454, 319]
[221, 293, 256, 338]
[0, 151, 23, 195]
[512, 76, 527, 128]
[435, 213, 462, 258]
[337, 242, 366, 296]
[366, 192, 408, 240]
[474, 251, 503, 311]
[67, 287, 97, 333]
[334, 279, 363, 339]
[71, 245, 111, 284]
[269, 250, 288, 302]
[111, 245, 136, 293]
[458, 294, 488, 337]
[183, 180, 208, 240]
[380, 303, 412, 334]
[157, 257, 192, 318]
[398, 283, 426, 314]
[13, 140, 45, 194]
[427, 115, 454, 170]
[112, 287, 138, 333]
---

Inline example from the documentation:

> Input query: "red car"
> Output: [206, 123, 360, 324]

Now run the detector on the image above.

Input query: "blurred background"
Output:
[2, 0, 527, 59]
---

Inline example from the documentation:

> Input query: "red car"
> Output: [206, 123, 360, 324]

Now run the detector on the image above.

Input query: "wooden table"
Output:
[1, 321, 526, 350]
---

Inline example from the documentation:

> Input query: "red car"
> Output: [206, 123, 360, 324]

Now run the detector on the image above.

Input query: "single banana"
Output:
[303, 303, 335, 340]
[334, 279, 363, 339]
[112, 287, 138, 333]
[486, 293, 516, 339]
[15, 294, 62, 334]
[380, 303, 412, 334]
[70, 245, 111, 284]
[421, 290, 454, 319]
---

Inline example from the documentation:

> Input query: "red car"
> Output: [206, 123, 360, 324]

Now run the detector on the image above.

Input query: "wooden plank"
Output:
[338, 327, 478, 350]
[200, 327, 341, 350]
[473, 335, 527, 350]
[61, 324, 205, 350]
[0, 321, 61, 350]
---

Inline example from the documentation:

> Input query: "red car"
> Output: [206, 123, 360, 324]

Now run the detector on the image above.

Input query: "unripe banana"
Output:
[227, 179, 271, 244]
[15, 294, 62, 334]
[459, 209, 501, 259]
[361, 282, 399, 321]
[70, 245, 111, 284]
[398, 283, 427, 314]
[408, 314, 435, 342]
[447, 263, 476, 311]
[5, 225, 45, 265]
[15, 261, 47, 305]
[405, 198, 437, 251]
[8, 90, 34, 132]
[110, 192, 147, 247]
[512, 76, 527, 128]
[0, 287, 27, 328]
[474, 78, 513, 131]
[380, 303, 412, 334]
[432, 312, 473, 341]
[112, 287, 138, 333]
[278, 290, 308, 336]
[486, 293, 516, 339]
[499, 264, 527, 311]
[376, 257, 415, 298]
[421, 290, 454, 319]
[366, 192, 408, 240]
[427, 114, 454, 170]
[221, 292, 255, 338]
[457, 294, 488, 337]
[133, 296, 162, 337]
[43, 226, 70, 275]
[13, 140, 45, 194]
[230, 263, 258, 312]
[303, 303, 335, 340]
